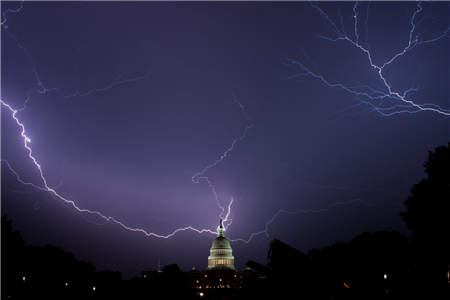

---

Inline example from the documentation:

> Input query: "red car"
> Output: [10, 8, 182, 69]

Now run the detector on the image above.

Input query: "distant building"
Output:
[183, 220, 241, 293]
[144, 220, 242, 294]
[207, 220, 235, 270]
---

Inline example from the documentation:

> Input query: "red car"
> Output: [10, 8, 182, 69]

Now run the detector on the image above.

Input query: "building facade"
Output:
[208, 220, 235, 270]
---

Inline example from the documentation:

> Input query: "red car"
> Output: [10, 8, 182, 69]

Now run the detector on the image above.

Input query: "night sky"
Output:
[1, 2, 449, 277]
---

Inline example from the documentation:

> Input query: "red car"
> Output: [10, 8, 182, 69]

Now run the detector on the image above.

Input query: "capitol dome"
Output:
[207, 220, 235, 270]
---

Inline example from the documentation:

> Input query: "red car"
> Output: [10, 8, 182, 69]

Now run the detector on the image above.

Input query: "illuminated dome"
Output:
[208, 220, 235, 270]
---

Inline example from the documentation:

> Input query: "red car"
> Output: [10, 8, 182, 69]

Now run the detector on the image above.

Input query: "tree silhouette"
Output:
[1, 216, 27, 299]
[401, 143, 449, 238]
[401, 143, 449, 293]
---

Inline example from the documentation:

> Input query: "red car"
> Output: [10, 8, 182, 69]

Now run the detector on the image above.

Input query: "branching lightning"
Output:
[3, 89, 362, 243]
[191, 94, 254, 228]
[1, 0, 24, 27]
[1, 159, 47, 192]
[1, 97, 234, 238]
[286, 1, 450, 116]
[2, 1, 379, 245]
[1, 13, 241, 238]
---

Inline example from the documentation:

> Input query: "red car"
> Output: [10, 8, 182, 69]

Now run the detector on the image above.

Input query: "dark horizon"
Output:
[1, 1, 449, 278]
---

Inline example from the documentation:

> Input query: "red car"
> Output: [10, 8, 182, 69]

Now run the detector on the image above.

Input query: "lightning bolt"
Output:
[191, 94, 254, 228]
[1, 0, 24, 27]
[4, 90, 360, 244]
[2, 4, 240, 237]
[1, 159, 47, 192]
[1, 99, 222, 238]
[2, 1, 381, 246]
[286, 1, 450, 116]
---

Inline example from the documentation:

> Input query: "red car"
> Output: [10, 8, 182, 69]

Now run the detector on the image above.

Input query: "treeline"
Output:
[1, 216, 121, 299]
[244, 231, 446, 300]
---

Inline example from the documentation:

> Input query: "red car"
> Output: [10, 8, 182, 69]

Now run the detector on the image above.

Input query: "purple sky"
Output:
[2, 2, 449, 277]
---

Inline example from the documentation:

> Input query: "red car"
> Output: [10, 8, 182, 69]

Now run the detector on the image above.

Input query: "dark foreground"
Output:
[2, 144, 449, 299]
[2, 217, 449, 300]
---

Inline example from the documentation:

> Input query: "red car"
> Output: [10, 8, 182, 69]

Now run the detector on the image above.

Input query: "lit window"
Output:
[22, 276, 26, 281]
[92, 286, 96, 291]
